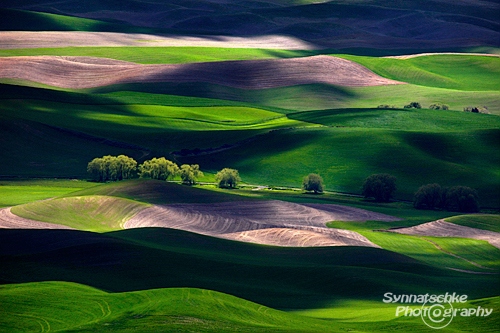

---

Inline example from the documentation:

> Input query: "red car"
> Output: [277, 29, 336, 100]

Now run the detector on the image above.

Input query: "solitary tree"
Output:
[215, 168, 241, 188]
[180, 164, 203, 185]
[414, 183, 443, 210]
[362, 173, 397, 202]
[444, 186, 479, 213]
[138, 157, 179, 180]
[302, 173, 324, 194]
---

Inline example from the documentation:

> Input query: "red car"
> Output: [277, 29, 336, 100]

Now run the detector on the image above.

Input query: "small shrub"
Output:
[429, 103, 449, 110]
[464, 106, 489, 114]
[404, 102, 422, 109]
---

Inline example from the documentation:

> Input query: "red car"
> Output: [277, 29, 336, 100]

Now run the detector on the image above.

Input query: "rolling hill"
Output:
[1, 0, 499, 332]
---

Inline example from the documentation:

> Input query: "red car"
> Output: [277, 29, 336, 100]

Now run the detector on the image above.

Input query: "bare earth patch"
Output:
[0, 32, 316, 50]
[390, 219, 500, 249]
[1, 198, 400, 247]
[0, 208, 73, 230]
[0, 55, 405, 89]
[124, 200, 400, 247]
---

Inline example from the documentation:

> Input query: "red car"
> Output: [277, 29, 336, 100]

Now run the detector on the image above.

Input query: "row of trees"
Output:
[303, 173, 397, 201]
[88, 156, 479, 212]
[87, 155, 242, 188]
[377, 102, 452, 110]
[303, 173, 479, 212]
[87, 155, 204, 185]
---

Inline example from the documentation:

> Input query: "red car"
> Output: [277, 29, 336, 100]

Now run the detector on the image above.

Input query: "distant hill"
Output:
[1, 0, 499, 52]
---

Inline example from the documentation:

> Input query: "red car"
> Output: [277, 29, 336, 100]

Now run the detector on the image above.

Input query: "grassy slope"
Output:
[2, 281, 498, 333]
[10, 196, 148, 232]
[0, 282, 336, 333]
[338, 55, 500, 91]
[184, 124, 500, 207]
[445, 214, 500, 232]
[0, 8, 138, 33]
[0, 47, 312, 64]
[2, 96, 499, 206]
[1, 227, 498, 307]
[327, 220, 500, 273]
[0, 179, 95, 208]
[6, 179, 500, 274]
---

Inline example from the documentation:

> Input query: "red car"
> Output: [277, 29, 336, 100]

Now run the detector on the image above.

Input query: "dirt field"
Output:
[0, 199, 401, 247]
[390, 219, 500, 249]
[0, 55, 405, 89]
[124, 200, 400, 247]
[0, 31, 316, 50]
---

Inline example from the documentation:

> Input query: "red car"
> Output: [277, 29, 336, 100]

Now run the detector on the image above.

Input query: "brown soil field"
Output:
[0, 55, 405, 89]
[124, 200, 400, 247]
[390, 219, 500, 249]
[0, 199, 400, 247]
[0, 32, 316, 50]
[0, 208, 73, 229]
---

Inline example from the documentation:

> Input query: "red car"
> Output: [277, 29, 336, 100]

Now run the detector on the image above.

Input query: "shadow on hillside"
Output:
[3, 227, 497, 310]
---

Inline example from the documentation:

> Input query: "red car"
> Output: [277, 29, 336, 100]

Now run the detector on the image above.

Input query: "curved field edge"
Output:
[336, 54, 500, 91]
[326, 220, 500, 273]
[1, 50, 497, 93]
[0, 47, 313, 64]
[5, 185, 392, 247]
[0, 179, 95, 208]
[10, 196, 149, 232]
[2, 227, 498, 309]
[445, 215, 500, 233]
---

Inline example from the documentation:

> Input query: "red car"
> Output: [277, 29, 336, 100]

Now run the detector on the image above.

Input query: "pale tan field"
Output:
[390, 219, 500, 249]
[0, 55, 404, 89]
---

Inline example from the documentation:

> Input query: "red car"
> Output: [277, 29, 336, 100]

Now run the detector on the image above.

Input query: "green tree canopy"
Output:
[180, 164, 203, 185]
[362, 173, 397, 202]
[87, 155, 137, 182]
[414, 183, 443, 210]
[138, 157, 179, 181]
[215, 168, 241, 189]
[302, 173, 324, 194]
[444, 186, 480, 213]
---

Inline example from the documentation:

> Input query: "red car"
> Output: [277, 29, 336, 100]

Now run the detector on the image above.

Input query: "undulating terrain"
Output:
[0, 0, 499, 332]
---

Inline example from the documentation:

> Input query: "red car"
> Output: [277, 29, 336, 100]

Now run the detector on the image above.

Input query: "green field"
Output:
[1, 1, 499, 332]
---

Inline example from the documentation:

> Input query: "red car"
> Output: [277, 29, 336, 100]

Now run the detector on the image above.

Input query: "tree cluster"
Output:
[87, 155, 203, 185]
[429, 103, 449, 110]
[87, 155, 137, 182]
[404, 102, 422, 109]
[362, 173, 397, 202]
[414, 184, 479, 212]
[464, 106, 489, 114]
